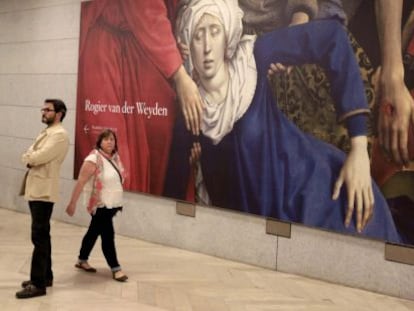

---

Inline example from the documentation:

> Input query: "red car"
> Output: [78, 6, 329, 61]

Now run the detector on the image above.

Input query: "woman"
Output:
[66, 129, 128, 282]
[165, 0, 402, 243]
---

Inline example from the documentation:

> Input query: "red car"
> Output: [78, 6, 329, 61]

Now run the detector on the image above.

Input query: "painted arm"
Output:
[375, 0, 414, 166]
[255, 20, 373, 231]
[256, 20, 369, 118]
[266, 1, 315, 77]
[121, 0, 203, 135]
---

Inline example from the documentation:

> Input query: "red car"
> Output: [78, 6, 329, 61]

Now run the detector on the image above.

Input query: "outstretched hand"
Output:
[332, 136, 374, 233]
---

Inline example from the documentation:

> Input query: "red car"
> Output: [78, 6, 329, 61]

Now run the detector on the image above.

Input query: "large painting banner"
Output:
[75, 0, 414, 247]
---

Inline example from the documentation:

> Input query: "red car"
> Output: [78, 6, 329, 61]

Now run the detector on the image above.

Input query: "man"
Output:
[16, 99, 69, 299]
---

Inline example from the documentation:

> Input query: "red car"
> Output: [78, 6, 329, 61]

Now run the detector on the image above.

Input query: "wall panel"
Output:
[0, 0, 413, 302]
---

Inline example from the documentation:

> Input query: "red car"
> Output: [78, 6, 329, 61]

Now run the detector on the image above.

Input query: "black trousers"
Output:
[78, 207, 121, 270]
[29, 200, 54, 289]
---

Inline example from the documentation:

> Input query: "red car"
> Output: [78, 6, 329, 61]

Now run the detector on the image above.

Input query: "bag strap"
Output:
[98, 150, 123, 183]
[106, 157, 123, 183]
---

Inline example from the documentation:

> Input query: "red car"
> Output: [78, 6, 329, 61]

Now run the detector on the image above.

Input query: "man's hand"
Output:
[378, 73, 414, 166]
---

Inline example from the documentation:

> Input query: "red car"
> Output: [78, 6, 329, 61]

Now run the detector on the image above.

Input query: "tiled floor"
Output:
[1, 207, 413, 311]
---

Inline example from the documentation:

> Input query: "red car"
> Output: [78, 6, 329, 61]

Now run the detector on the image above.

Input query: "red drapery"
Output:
[75, 0, 181, 194]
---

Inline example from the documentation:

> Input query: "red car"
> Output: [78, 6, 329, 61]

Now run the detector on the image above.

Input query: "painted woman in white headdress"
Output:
[164, 0, 402, 243]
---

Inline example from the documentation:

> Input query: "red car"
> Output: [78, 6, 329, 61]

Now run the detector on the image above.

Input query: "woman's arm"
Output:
[66, 161, 96, 216]
[121, 0, 203, 135]
[255, 20, 369, 119]
[266, 7, 312, 77]
[255, 20, 374, 231]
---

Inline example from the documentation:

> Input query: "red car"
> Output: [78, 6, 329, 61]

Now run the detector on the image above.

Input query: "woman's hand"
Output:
[173, 65, 204, 135]
[332, 136, 374, 233]
[267, 62, 292, 80]
[66, 201, 76, 217]
[290, 11, 310, 26]
[189, 142, 201, 166]
[177, 37, 190, 61]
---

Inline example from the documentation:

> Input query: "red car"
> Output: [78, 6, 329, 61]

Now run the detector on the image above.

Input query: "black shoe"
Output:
[16, 284, 46, 299]
[112, 271, 128, 282]
[21, 279, 53, 288]
[75, 262, 97, 273]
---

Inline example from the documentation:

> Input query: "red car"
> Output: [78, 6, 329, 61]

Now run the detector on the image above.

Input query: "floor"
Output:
[1, 207, 413, 311]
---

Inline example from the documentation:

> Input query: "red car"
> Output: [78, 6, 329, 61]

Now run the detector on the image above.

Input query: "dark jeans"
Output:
[79, 207, 121, 270]
[29, 201, 54, 289]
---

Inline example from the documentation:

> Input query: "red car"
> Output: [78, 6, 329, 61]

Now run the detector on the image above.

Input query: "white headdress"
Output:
[177, 0, 243, 74]
[177, 0, 257, 144]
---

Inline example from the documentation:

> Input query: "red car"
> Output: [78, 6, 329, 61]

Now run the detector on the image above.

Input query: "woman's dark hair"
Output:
[95, 129, 118, 154]
[45, 98, 67, 121]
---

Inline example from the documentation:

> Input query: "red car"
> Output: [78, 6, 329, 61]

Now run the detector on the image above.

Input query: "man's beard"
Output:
[42, 115, 55, 125]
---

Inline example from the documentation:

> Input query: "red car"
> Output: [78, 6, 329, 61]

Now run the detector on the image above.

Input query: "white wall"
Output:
[0, 0, 413, 301]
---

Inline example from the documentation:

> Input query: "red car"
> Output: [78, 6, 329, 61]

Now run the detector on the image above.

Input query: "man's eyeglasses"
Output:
[41, 108, 55, 113]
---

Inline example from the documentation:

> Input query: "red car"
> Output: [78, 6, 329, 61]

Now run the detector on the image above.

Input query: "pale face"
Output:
[190, 13, 226, 82]
[41, 103, 57, 125]
[100, 134, 116, 155]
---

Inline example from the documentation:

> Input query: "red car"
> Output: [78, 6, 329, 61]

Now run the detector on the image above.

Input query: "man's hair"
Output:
[44, 99, 67, 121]
[95, 129, 118, 154]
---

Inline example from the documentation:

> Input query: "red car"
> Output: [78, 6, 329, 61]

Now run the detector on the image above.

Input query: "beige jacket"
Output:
[21, 123, 69, 203]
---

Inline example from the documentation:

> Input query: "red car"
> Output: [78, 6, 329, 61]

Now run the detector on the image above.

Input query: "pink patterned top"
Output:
[85, 149, 125, 214]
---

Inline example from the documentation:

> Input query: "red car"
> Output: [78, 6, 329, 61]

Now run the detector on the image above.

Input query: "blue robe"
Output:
[165, 20, 401, 244]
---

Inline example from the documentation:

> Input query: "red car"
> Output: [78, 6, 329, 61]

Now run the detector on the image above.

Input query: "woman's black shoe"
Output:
[75, 262, 97, 273]
[112, 271, 128, 282]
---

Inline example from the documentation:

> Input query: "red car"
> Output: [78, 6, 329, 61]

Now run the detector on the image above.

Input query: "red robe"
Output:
[75, 0, 181, 194]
